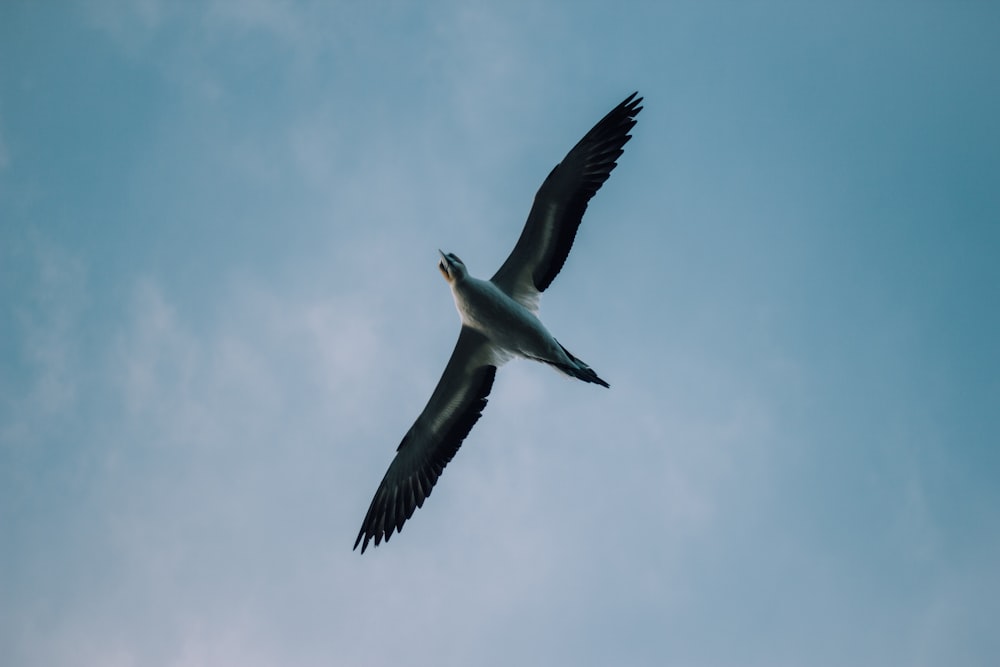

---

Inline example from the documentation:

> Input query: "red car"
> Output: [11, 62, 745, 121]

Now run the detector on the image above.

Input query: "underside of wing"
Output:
[491, 92, 643, 307]
[354, 327, 500, 553]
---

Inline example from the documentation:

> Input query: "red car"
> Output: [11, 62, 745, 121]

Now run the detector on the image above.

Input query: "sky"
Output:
[1, 1, 999, 665]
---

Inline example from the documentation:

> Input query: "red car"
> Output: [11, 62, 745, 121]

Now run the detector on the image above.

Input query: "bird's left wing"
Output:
[354, 326, 503, 553]
[491, 92, 642, 310]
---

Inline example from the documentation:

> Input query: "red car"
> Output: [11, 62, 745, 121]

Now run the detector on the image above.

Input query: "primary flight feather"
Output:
[355, 92, 643, 553]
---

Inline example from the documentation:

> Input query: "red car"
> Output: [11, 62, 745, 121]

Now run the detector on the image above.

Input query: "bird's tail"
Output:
[555, 342, 610, 388]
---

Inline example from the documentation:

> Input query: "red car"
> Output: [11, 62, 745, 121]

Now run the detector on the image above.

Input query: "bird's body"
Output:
[451, 273, 542, 361]
[355, 92, 642, 552]
[441, 253, 608, 386]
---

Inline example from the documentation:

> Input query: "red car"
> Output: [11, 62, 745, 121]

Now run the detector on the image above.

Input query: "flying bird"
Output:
[354, 92, 642, 553]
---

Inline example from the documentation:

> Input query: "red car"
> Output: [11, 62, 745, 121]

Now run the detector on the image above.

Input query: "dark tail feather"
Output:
[556, 342, 610, 388]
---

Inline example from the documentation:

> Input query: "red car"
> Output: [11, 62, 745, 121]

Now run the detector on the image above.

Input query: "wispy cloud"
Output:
[4, 2, 999, 665]
[1, 269, 398, 664]
[1, 240, 87, 447]
[204, 0, 317, 52]
[81, 0, 164, 55]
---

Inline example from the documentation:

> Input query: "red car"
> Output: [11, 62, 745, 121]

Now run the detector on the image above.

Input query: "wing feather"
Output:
[491, 92, 643, 308]
[354, 327, 498, 553]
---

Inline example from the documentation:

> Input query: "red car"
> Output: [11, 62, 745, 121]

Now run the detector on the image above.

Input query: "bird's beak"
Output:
[437, 250, 452, 281]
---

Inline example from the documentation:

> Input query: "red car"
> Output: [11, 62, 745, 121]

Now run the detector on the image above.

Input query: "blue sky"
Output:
[2, 1, 998, 665]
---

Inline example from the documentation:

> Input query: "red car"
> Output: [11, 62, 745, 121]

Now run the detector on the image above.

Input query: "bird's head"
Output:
[437, 250, 468, 283]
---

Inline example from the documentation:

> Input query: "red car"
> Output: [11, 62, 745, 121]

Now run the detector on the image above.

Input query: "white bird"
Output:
[354, 92, 642, 552]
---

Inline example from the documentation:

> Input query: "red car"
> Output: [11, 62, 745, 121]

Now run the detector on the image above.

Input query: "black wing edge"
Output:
[534, 91, 643, 292]
[353, 365, 498, 554]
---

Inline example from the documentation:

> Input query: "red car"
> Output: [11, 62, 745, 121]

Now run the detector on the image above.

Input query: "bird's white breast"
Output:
[450, 277, 560, 362]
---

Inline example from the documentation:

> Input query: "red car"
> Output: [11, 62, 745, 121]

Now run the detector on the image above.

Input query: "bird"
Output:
[354, 92, 642, 553]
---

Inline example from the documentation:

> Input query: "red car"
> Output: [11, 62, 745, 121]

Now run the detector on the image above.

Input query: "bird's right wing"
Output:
[354, 326, 505, 553]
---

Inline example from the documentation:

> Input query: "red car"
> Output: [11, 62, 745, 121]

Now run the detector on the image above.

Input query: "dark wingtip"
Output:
[353, 364, 498, 555]
[620, 91, 643, 112]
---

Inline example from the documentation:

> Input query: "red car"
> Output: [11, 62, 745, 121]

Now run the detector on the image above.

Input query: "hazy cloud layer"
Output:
[2, 2, 998, 666]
